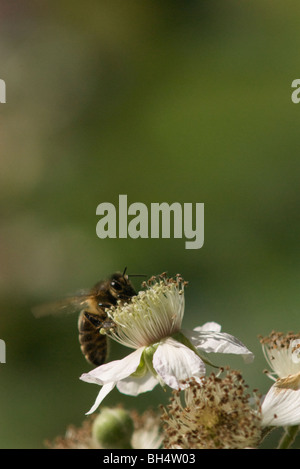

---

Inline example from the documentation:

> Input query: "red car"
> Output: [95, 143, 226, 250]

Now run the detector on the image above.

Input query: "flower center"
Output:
[103, 274, 186, 349]
[197, 408, 219, 429]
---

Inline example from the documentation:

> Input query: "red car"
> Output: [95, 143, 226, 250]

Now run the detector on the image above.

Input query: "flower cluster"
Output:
[161, 340, 300, 450]
[80, 274, 253, 414]
[52, 273, 300, 450]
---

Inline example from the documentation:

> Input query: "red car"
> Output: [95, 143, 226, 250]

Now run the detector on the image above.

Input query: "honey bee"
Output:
[33, 269, 137, 366]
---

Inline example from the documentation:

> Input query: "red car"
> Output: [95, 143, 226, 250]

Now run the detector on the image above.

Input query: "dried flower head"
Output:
[45, 416, 97, 449]
[161, 369, 262, 449]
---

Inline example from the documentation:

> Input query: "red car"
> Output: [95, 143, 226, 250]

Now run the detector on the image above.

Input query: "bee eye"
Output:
[110, 280, 122, 291]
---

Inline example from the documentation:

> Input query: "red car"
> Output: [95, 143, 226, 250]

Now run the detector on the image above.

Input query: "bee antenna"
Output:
[123, 267, 147, 278]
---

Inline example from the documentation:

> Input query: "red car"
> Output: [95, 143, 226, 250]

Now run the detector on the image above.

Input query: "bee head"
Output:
[109, 269, 137, 299]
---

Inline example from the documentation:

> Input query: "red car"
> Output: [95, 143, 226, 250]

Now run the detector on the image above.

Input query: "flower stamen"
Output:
[259, 331, 300, 380]
[104, 275, 185, 350]
[161, 369, 262, 449]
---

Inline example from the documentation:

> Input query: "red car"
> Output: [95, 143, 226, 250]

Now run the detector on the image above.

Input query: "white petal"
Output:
[193, 322, 222, 332]
[80, 348, 144, 385]
[85, 382, 115, 415]
[184, 328, 254, 363]
[153, 337, 206, 390]
[116, 373, 158, 396]
[261, 373, 300, 427]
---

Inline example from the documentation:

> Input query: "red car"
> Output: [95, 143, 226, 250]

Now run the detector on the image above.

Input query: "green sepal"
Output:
[143, 343, 159, 377]
[131, 351, 148, 378]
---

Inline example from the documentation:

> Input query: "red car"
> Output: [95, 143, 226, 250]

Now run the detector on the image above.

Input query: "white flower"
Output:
[260, 331, 300, 380]
[261, 372, 300, 427]
[80, 275, 254, 414]
[260, 331, 300, 427]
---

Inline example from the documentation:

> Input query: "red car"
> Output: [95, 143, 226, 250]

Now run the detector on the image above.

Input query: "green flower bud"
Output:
[92, 407, 134, 449]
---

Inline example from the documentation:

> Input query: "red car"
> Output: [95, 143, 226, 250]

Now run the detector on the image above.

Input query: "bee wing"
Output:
[32, 290, 93, 318]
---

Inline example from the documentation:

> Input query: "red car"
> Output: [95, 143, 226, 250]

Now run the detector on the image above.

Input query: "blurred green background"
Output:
[1, 0, 300, 448]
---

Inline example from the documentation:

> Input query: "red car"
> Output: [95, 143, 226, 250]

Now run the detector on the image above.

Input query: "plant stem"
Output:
[277, 425, 299, 449]
[259, 426, 275, 445]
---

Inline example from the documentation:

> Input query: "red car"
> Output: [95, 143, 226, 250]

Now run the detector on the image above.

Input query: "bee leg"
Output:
[83, 312, 103, 328]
